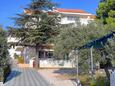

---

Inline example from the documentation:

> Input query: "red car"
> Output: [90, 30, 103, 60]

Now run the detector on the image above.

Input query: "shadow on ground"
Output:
[53, 68, 79, 86]
[5, 70, 21, 83]
[53, 68, 77, 75]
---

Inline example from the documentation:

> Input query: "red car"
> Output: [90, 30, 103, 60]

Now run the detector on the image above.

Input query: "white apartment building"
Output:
[53, 8, 95, 25]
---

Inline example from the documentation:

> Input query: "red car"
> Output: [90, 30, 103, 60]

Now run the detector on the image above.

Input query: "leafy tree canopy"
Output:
[53, 21, 108, 58]
[9, 0, 60, 46]
[0, 27, 9, 67]
[53, 20, 115, 77]
[96, 0, 115, 25]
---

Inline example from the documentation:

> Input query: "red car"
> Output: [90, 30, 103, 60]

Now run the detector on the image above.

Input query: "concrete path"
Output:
[4, 67, 51, 86]
[38, 69, 78, 86]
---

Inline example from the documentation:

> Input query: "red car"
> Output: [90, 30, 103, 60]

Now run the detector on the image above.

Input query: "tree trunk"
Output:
[35, 44, 39, 69]
[104, 68, 110, 80]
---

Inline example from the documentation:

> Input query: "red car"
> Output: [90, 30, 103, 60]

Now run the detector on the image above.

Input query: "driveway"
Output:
[38, 69, 78, 86]
[4, 67, 50, 86]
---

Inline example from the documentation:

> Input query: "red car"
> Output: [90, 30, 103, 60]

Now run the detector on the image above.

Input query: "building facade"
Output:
[53, 8, 95, 25]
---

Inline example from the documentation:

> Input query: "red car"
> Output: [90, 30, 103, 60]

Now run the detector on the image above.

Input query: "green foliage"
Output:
[96, 0, 115, 25]
[0, 68, 4, 82]
[0, 65, 11, 82]
[99, 34, 115, 69]
[0, 27, 9, 67]
[3, 65, 11, 82]
[53, 20, 115, 78]
[53, 21, 107, 58]
[78, 73, 109, 86]
[30, 0, 57, 10]
[90, 80, 96, 86]
[9, 0, 60, 46]
[78, 74, 90, 85]
[0, 27, 9, 82]
[90, 77, 110, 86]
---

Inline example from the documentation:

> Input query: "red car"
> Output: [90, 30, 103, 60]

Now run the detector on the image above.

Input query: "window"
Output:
[45, 51, 53, 58]
[67, 16, 75, 21]
[48, 51, 53, 58]
[39, 51, 53, 58]
[39, 51, 44, 58]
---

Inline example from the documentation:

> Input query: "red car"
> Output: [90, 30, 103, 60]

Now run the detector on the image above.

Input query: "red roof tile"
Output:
[55, 8, 88, 14]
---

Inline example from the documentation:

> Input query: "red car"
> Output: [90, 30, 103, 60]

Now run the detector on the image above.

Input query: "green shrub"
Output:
[0, 68, 4, 82]
[90, 77, 110, 86]
[3, 65, 11, 82]
[79, 74, 90, 85]
[0, 28, 10, 82]
[78, 73, 110, 86]
[96, 77, 105, 86]
[0, 65, 11, 83]
[90, 80, 96, 86]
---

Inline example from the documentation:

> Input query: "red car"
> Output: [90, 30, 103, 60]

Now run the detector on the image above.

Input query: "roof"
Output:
[55, 8, 89, 14]
[24, 8, 93, 15]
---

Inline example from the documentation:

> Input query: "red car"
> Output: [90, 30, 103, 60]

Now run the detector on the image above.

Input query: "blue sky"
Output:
[0, 0, 100, 29]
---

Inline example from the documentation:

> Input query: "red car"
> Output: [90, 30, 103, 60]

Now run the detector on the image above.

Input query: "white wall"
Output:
[39, 59, 74, 68]
[59, 12, 94, 25]
[8, 46, 22, 59]
[60, 16, 76, 24]
[7, 37, 22, 59]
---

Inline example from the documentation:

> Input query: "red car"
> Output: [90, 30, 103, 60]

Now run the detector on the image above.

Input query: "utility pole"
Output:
[76, 50, 79, 78]
[76, 50, 81, 86]
[90, 46, 94, 78]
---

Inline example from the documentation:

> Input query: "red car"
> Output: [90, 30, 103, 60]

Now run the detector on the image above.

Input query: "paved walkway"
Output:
[38, 69, 78, 86]
[4, 67, 51, 86]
